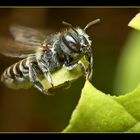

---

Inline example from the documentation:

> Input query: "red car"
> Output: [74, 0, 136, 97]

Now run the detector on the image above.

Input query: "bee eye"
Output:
[79, 35, 89, 46]
[62, 34, 80, 52]
[65, 35, 76, 43]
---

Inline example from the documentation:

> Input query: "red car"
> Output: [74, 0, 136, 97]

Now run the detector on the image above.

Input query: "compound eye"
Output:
[65, 35, 75, 43]
[62, 34, 80, 52]
[80, 35, 89, 46]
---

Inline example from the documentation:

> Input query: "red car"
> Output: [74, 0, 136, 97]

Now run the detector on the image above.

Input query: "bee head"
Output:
[61, 19, 100, 55]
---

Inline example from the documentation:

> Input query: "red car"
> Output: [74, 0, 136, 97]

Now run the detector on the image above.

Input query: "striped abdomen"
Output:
[1, 59, 32, 89]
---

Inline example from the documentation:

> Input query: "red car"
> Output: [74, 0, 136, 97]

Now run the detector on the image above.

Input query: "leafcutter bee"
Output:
[0, 19, 100, 94]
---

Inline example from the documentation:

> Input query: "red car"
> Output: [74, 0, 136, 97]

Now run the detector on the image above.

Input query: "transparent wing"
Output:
[0, 25, 48, 58]
[10, 24, 46, 46]
[0, 37, 39, 58]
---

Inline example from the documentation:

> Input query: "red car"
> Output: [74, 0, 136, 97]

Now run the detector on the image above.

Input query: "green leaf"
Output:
[40, 57, 89, 93]
[128, 13, 140, 31]
[113, 30, 140, 95]
[113, 12, 140, 94]
[63, 81, 140, 132]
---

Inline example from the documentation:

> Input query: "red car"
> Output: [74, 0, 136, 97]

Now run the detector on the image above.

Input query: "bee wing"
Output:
[0, 25, 48, 58]
[0, 37, 39, 58]
[10, 24, 46, 46]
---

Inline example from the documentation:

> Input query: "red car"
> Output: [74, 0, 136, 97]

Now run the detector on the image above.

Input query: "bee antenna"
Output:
[84, 19, 100, 31]
[62, 21, 72, 27]
[62, 21, 79, 35]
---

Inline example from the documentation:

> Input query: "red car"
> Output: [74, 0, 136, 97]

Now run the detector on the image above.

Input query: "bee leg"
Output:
[63, 81, 71, 89]
[64, 63, 78, 71]
[77, 60, 88, 79]
[37, 60, 54, 88]
[86, 66, 93, 81]
[29, 63, 49, 95]
[65, 61, 88, 79]
[86, 52, 94, 81]
[44, 72, 54, 87]
[78, 61, 87, 74]
[65, 61, 86, 74]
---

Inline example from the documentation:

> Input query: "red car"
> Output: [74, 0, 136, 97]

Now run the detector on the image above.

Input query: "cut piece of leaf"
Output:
[63, 81, 140, 132]
[41, 57, 89, 92]
[128, 13, 140, 31]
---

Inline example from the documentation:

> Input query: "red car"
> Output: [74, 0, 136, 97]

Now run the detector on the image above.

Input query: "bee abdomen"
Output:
[1, 59, 32, 89]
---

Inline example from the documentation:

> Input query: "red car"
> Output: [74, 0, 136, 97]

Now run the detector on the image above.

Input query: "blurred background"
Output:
[0, 8, 139, 132]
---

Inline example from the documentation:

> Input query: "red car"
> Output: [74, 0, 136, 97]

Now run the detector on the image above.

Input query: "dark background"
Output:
[0, 8, 139, 132]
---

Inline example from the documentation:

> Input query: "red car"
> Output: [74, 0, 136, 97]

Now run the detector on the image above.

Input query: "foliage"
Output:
[62, 13, 140, 132]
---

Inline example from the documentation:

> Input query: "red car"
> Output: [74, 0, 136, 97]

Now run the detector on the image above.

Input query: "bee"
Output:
[0, 19, 100, 94]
